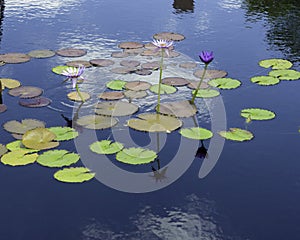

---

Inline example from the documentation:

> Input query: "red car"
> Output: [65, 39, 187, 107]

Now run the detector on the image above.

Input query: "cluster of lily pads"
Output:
[0, 32, 300, 184]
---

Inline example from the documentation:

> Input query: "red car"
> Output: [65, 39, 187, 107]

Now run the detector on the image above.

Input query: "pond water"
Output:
[0, 0, 300, 239]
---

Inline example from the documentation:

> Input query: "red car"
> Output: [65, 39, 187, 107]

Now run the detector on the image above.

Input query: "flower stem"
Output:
[75, 83, 85, 102]
[156, 49, 164, 113]
[190, 63, 208, 104]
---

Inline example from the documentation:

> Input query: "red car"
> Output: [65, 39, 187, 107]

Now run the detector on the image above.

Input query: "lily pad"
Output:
[240, 108, 276, 121]
[0, 53, 31, 64]
[140, 50, 160, 57]
[125, 81, 151, 91]
[6, 140, 38, 153]
[106, 80, 127, 90]
[162, 77, 189, 86]
[118, 42, 144, 49]
[54, 167, 95, 183]
[187, 80, 209, 89]
[120, 60, 140, 68]
[90, 59, 115, 67]
[192, 89, 220, 98]
[0, 104, 7, 113]
[141, 61, 160, 70]
[116, 147, 157, 165]
[134, 69, 152, 76]
[28, 49, 55, 58]
[98, 91, 125, 100]
[76, 115, 118, 130]
[166, 51, 181, 58]
[66, 60, 92, 68]
[0, 78, 21, 89]
[208, 78, 241, 89]
[124, 90, 147, 99]
[56, 48, 87, 57]
[0, 150, 38, 166]
[8, 86, 43, 98]
[90, 140, 124, 154]
[3, 119, 45, 134]
[110, 67, 135, 74]
[52, 65, 70, 75]
[153, 32, 185, 41]
[127, 113, 182, 132]
[250, 76, 280, 86]
[0, 144, 7, 157]
[259, 59, 292, 70]
[19, 97, 52, 108]
[158, 100, 197, 118]
[48, 127, 79, 141]
[269, 69, 300, 81]
[179, 62, 197, 69]
[22, 128, 59, 150]
[193, 69, 227, 79]
[111, 51, 129, 58]
[150, 84, 177, 94]
[219, 128, 254, 141]
[67, 91, 90, 102]
[179, 127, 213, 140]
[95, 101, 139, 117]
[37, 150, 80, 168]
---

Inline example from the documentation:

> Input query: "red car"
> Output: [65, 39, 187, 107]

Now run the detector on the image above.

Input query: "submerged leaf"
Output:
[90, 140, 124, 154]
[54, 167, 95, 183]
[76, 115, 118, 129]
[250, 76, 280, 86]
[3, 119, 45, 134]
[219, 128, 254, 141]
[269, 69, 300, 81]
[180, 127, 213, 140]
[1, 150, 38, 166]
[116, 147, 157, 165]
[37, 150, 80, 167]
[22, 128, 59, 150]
[240, 108, 276, 121]
[48, 127, 79, 141]
[193, 69, 227, 79]
[208, 78, 241, 89]
[259, 58, 292, 70]
[106, 80, 127, 90]
[95, 101, 139, 117]
[150, 84, 177, 94]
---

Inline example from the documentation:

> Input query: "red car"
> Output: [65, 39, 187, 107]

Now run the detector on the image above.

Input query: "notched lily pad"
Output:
[28, 49, 55, 58]
[90, 59, 115, 67]
[219, 128, 254, 141]
[54, 167, 95, 183]
[48, 127, 79, 141]
[52, 65, 70, 75]
[118, 42, 144, 49]
[269, 69, 300, 81]
[116, 147, 157, 165]
[6, 140, 38, 153]
[208, 78, 241, 89]
[3, 119, 45, 134]
[90, 140, 124, 154]
[0, 78, 21, 89]
[240, 108, 276, 121]
[153, 32, 185, 41]
[8, 86, 43, 98]
[150, 84, 177, 94]
[98, 91, 125, 100]
[22, 128, 59, 150]
[162, 77, 189, 86]
[125, 81, 151, 91]
[180, 127, 213, 140]
[0, 53, 31, 64]
[259, 59, 292, 70]
[95, 101, 139, 117]
[66, 60, 92, 68]
[192, 89, 220, 98]
[67, 91, 90, 102]
[158, 100, 197, 118]
[106, 80, 127, 90]
[250, 76, 280, 86]
[56, 48, 87, 57]
[1, 150, 38, 166]
[19, 97, 52, 108]
[37, 150, 80, 168]
[76, 115, 118, 129]
[193, 69, 227, 79]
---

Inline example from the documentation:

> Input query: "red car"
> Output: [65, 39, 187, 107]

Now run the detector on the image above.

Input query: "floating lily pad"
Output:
[66, 60, 92, 68]
[95, 101, 139, 116]
[90, 59, 115, 67]
[0, 53, 31, 64]
[269, 69, 300, 81]
[90, 140, 124, 154]
[187, 80, 209, 89]
[52, 65, 70, 75]
[193, 69, 227, 79]
[48, 127, 79, 141]
[124, 48, 144, 55]
[54, 167, 95, 183]
[8, 86, 43, 98]
[162, 77, 189, 87]
[6, 140, 38, 153]
[118, 42, 144, 49]
[208, 78, 241, 89]
[120, 60, 140, 68]
[111, 51, 129, 58]
[141, 61, 160, 70]
[110, 66, 135, 74]
[67, 91, 90, 102]
[22, 128, 59, 150]
[0, 104, 7, 113]
[37, 150, 80, 168]
[56, 48, 87, 57]
[134, 69, 152, 75]
[219, 128, 254, 141]
[150, 84, 177, 94]
[127, 113, 182, 132]
[166, 51, 181, 58]
[153, 32, 185, 41]
[124, 90, 148, 99]
[125, 81, 151, 91]
[259, 59, 292, 70]
[98, 91, 125, 100]
[180, 127, 213, 140]
[116, 147, 157, 165]
[250, 76, 280, 86]
[11, 133, 24, 140]
[106, 80, 127, 90]
[0, 144, 7, 157]
[28, 49, 55, 58]
[0, 78, 21, 89]
[192, 89, 220, 98]
[240, 108, 276, 121]
[76, 115, 118, 129]
[158, 100, 197, 117]
[179, 62, 197, 69]
[0, 150, 38, 166]
[19, 97, 52, 107]
[140, 50, 160, 57]
[3, 119, 45, 134]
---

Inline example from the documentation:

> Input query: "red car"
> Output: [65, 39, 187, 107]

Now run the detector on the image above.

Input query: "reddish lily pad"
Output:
[134, 69, 152, 75]
[98, 91, 125, 100]
[120, 60, 140, 68]
[95, 101, 139, 117]
[28, 49, 55, 58]
[0, 104, 7, 113]
[66, 60, 92, 68]
[179, 62, 197, 69]
[141, 61, 160, 70]
[162, 77, 189, 86]
[118, 42, 144, 49]
[56, 48, 87, 57]
[193, 69, 227, 79]
[8, 86, 43, 98]
[111, 51, 129, 58]
[125, 81, 151, 91]
[140, 50, 160, 57]
[76, 115, 118, 130]
[157, 100, 197, 118]
[153, 32, 185, 41]
[0, 53, 31, 64]
[90, 59, 115, 67]
[187, 80, 209, 89]
[124, 90, 147, 99]
[19, 97, 52, 107]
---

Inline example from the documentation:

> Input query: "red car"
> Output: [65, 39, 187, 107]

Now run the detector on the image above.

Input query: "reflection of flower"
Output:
[199, 51, 214, 64]
[151, 166, 168, 182]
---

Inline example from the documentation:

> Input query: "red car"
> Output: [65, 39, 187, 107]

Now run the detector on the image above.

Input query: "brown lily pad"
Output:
[3, 119, 46, 134]
[22, 128, 59, 150]
[11, 133, 24, 140]
[134, 69, 152, 76]
[8, 86, 43, 98]
[28, 49, 56, 58]
[162, 77, 189, 86]
[0, 53, 31, 64]
[19, 97, 52, 108]
[140, 50, 160, 57]
[66, 60, 92, 68]
[193, 69, 227, 79]
[0, 78, 21, 89]
[56, 48, 87, 57]
[141, 61, 160, 70]
[98, 91, 125, 100]
[179, 62, 197, 69]
[157, 100, 197, 118]
[123, 48, 144, 55]
[76, 115, 118, 130]
[111, 51, 129, 58]
[120, 60, 140, 68]
[187, 80, 209, 89]
[124, 90, 147, 99]
[90, 59, 115, 67]
[166, 51, 180, 58]
[125, 81, 151, 91]
[0, 104, 7, 113]
[95, 101, 139, 117]
[110, 67, 135, 74]
[118, 42, 144, 49]
[153, 32, 185, 41]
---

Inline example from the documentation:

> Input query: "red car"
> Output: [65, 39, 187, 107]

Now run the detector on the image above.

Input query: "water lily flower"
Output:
[199, 51, 214, 64]
[152, 39, 174, 56]
[61, 66, 85, 88]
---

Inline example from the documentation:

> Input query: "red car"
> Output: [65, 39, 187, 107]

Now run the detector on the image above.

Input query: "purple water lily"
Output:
[199, 51, 214, 64]
[61, 66, 85, 88]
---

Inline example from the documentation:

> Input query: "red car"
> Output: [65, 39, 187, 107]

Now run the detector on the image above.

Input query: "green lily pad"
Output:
[157, 100, 197, 118]
[1, 150, 38, 166]
[48, 127, 79, 141]
[269, 69, 300, 81]
[208, 78, 241, 89]
[259, 59, 292, 70]
[0, 78, 21, 89]
[90, 140, 124, 154]
[28, 49, 55, 58]
[192, 89, 220, 98]
[3, 119, 46, 134]
[52, 65, 70, 75]
[67, 91, 91, 102]
[8, 86, 43, 98]
[95, 101, 139, 117]
[6, 140, 39, 153]
[37, 150, 80, 168]
[76, 115, 118, 129]
[22, 128, 59, 150]
[240, 108, 276, 121]
[0, 144, 8, 157]
[127, 113, 182, 132]
[54, 167, 95, 183]
[149, 84, 177, 94]
[250, 76, 280, 86]
[116, 147, 157, 165]
[219, 128, 254, 141]
[179, 127, 213, 140]
[106, 80, 127, 90]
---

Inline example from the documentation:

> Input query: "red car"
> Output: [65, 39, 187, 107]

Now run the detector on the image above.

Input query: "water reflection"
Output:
[0, 0, 4, 43]
[173, 0, 194, 14]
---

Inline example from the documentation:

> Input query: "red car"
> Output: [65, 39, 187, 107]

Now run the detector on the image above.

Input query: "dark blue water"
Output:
[0, 0, 300, 239]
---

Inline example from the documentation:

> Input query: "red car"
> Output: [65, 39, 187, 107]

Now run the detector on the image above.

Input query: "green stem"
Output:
[190, 63, 208, 104]
[156, 49, 164, 113]
[75, 83, 85, 102]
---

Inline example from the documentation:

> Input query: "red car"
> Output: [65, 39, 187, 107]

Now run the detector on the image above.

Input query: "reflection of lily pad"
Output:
[259, 59, 292, 70]
[0, 144, 7, 157]
[180, 127, 213, 140]
[22, 128, 59, 150]
[150, 84, 177, 94]
[90, 140, 124, 154]
[37, 150, 80, 168]
[56, 48, 87, 57]
[116, 147, 157, 165]
[95, 101, 139, 116]
[162, 77, 189, 86]
[66, 60, 92, 68]
[193, 69, 227, 79]
[48, 127, 79, 141]
[76, 115, 118, 129]
[153, 32, 185, 41]
[125, 81, 151, 91]
[90, 59, 115, 67]
[0, 53, 31, 64]
[124, 90, 147, 99]
[1, 150, 38, 166]
[67, 91, 90, 102]
[52, 65, 70, 75]
[208, 78, 241, 89]
[127, 113, 182, 132]
[192, 89, 220, 98]
[19, 97, 52, 108]
[240, 108, 276, 121]
[3, 119, 45, 134]
[106, 80, 127, 90]
[219, 128, 254, 141]
[269, 69, 300, 81]
[0, 78, 21, 89]
[0, 104, 7, 113]
[118, 42, 144, 49]
[8, 86, 43, 98]
[98, 91, 125, 100]
[28, 49, 55, 58]
[54, 167, 95, 183]
[250, 76, 280, 86]
[158, 100, 197, 117]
